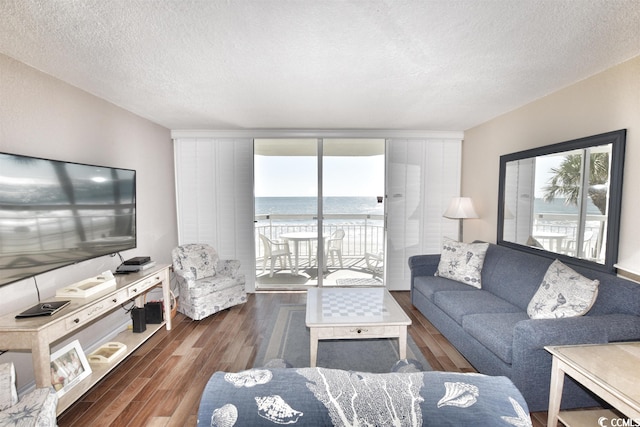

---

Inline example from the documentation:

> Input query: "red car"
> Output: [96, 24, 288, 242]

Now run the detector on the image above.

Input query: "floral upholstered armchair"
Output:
[171, 243, 247, 320]
[0, 362, 58, 426]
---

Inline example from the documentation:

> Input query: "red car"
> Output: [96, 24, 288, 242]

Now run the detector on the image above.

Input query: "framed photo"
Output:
[50, 340, 92, 397]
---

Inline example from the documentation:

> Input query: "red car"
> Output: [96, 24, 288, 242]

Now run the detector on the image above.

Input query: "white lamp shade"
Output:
[443, 197, 479, 219]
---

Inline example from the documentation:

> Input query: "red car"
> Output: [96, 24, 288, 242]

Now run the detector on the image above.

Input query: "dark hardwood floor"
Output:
[58, 291, 548, 426]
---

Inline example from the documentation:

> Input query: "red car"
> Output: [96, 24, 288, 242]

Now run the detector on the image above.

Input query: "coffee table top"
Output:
[306, 287, 411, 327]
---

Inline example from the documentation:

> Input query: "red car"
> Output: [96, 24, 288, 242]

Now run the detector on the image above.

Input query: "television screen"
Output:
[0, 152, 136, 287]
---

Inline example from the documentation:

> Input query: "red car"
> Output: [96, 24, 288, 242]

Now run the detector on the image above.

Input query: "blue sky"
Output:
[254, 154, 385, 197]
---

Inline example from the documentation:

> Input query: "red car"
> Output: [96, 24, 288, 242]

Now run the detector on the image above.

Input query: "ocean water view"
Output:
[255, 196, 384, 217]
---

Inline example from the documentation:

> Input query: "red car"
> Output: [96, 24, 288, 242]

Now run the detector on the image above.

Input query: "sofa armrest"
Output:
[217, 259, 241, 277]
[408, 254, 440, 278]
[509, 315, 638, 411]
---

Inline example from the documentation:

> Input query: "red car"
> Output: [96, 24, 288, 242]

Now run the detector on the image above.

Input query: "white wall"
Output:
[0, 54, 178, 390]
[463, 55, 640, 280]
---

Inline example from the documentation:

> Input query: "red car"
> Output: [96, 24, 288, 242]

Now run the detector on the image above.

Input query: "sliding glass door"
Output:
[254, 138, 385, 290]
[254, 139, 319, 289]
[321, 139, 385, 287]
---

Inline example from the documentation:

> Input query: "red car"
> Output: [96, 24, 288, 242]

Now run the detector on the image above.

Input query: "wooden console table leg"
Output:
[309, 328, 319, 367]
[161, 268, 172, 330]
[547, 356, 565, 427]
[33, 335, 51, 388]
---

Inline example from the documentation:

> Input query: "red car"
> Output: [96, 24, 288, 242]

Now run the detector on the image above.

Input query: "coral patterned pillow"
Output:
[527, 259, 599, 319]
[435, 238, 489, 288]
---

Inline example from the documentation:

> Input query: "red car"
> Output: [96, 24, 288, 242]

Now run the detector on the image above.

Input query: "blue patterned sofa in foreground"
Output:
[197, 361, 532, 426]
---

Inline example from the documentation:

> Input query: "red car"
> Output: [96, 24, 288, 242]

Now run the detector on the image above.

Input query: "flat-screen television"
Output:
[0, 152, 136, 287]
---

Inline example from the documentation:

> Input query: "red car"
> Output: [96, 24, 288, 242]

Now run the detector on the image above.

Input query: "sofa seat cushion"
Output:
[189, 275, 245, 298]
[462, 312, 529, 364]
[434, 290, 522, 325]
[413, 276, 476, 302]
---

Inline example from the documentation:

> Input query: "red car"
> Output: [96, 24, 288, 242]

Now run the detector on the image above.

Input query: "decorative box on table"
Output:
[56, 271, 116, 298]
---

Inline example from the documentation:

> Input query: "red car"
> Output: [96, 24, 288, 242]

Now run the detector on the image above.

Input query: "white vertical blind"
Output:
[173, 136, 461, 293]
[385, 139, 461, 290]
[174, 138, 256, 292]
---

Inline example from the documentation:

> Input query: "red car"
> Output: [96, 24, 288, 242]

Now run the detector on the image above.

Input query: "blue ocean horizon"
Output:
[255, 196, 384, 216]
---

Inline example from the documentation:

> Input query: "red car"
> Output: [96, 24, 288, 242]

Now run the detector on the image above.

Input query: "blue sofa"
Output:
[409, 242, 640, 412]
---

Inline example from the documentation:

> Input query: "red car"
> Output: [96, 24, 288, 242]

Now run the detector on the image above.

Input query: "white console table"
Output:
[0, 264, 172, 414]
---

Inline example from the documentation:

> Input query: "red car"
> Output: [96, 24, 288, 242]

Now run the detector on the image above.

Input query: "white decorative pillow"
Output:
[527, 259, 599, 319]
[435, 238, 489, 288]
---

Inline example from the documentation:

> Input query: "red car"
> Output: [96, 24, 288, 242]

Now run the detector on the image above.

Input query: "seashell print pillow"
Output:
[527, 259, 599, 319]
[435, 237, 489, 288]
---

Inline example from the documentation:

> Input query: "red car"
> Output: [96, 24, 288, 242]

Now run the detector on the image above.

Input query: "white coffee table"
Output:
[305, 287, 411, 367]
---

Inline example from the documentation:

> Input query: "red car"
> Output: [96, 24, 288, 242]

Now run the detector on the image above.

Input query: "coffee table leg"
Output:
[399, 326, 407, 359]
[310, 328, 318, 367]
[547, 356, 564, 427]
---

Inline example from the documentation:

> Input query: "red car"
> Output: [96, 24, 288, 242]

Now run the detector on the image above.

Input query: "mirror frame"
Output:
[497, 129, 626, 273]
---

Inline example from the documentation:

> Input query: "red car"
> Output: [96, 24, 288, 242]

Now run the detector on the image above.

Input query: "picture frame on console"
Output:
[49, 340, 92, 397]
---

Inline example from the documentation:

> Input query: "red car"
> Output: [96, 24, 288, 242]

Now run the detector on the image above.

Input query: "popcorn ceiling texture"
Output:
[1, 0, 639, 130]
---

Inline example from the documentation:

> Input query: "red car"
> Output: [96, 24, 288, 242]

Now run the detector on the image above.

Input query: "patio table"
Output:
[280, 231, 327, 275]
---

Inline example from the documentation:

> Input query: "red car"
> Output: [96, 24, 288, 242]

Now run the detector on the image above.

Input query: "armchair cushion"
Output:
[172, 243, 218, 279]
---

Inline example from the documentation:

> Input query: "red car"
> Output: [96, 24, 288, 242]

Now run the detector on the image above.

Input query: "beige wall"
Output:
[463, 55, 640, 276]
[0, 54, 178, 389]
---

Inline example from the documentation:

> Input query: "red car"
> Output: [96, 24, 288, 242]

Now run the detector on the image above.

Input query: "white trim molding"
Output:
[171, 129, 464, 140]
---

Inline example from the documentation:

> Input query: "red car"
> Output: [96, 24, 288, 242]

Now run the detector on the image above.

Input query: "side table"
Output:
[545, 342, 640, 427]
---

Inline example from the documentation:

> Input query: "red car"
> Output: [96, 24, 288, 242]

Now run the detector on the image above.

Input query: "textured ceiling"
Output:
[1, 0, 640, 131]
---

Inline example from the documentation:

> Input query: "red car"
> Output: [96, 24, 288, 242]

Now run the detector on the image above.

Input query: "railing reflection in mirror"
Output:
[530, 213, 606, 262]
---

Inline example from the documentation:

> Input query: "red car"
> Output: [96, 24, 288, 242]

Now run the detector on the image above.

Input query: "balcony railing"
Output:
[254, 214, 384, 261]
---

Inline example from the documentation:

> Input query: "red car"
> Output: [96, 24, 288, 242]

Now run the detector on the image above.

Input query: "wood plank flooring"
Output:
[57, 291, 548, 426]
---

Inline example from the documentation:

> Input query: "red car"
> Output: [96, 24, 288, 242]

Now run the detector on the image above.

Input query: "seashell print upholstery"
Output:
[198, 366, 532, 426]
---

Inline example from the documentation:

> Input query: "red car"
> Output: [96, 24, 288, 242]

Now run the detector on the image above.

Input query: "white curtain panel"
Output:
[173, 137, 256, 292]
[385, 139, 461, 290]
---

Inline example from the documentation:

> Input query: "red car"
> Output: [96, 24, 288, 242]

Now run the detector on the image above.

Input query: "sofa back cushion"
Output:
[480, 244, 553, 310]
[571, 265, 640, 316]
[481, 243, 640, 317]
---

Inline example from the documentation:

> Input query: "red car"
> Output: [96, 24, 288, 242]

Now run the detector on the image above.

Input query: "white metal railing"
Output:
[254, 214, 384, 261]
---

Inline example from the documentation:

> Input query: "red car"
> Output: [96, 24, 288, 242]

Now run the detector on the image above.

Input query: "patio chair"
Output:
[326, 229, 345, 268]
[0, 362, 57, 426]
[365, 251, 384, 277]
[259, 234, 293, 277]
[171, 243, 246, 320]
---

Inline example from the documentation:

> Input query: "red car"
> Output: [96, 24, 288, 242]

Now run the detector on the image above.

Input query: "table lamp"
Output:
[443, 197, 478, 241]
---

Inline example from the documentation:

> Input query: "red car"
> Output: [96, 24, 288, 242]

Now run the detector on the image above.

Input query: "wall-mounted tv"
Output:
[0, 152, 136, 287]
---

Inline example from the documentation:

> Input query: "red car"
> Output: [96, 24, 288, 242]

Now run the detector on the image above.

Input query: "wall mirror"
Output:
[497, 130, 626, 273]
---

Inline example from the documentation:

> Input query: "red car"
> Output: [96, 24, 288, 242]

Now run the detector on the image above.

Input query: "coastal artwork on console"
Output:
[50, 340, 92, 397]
